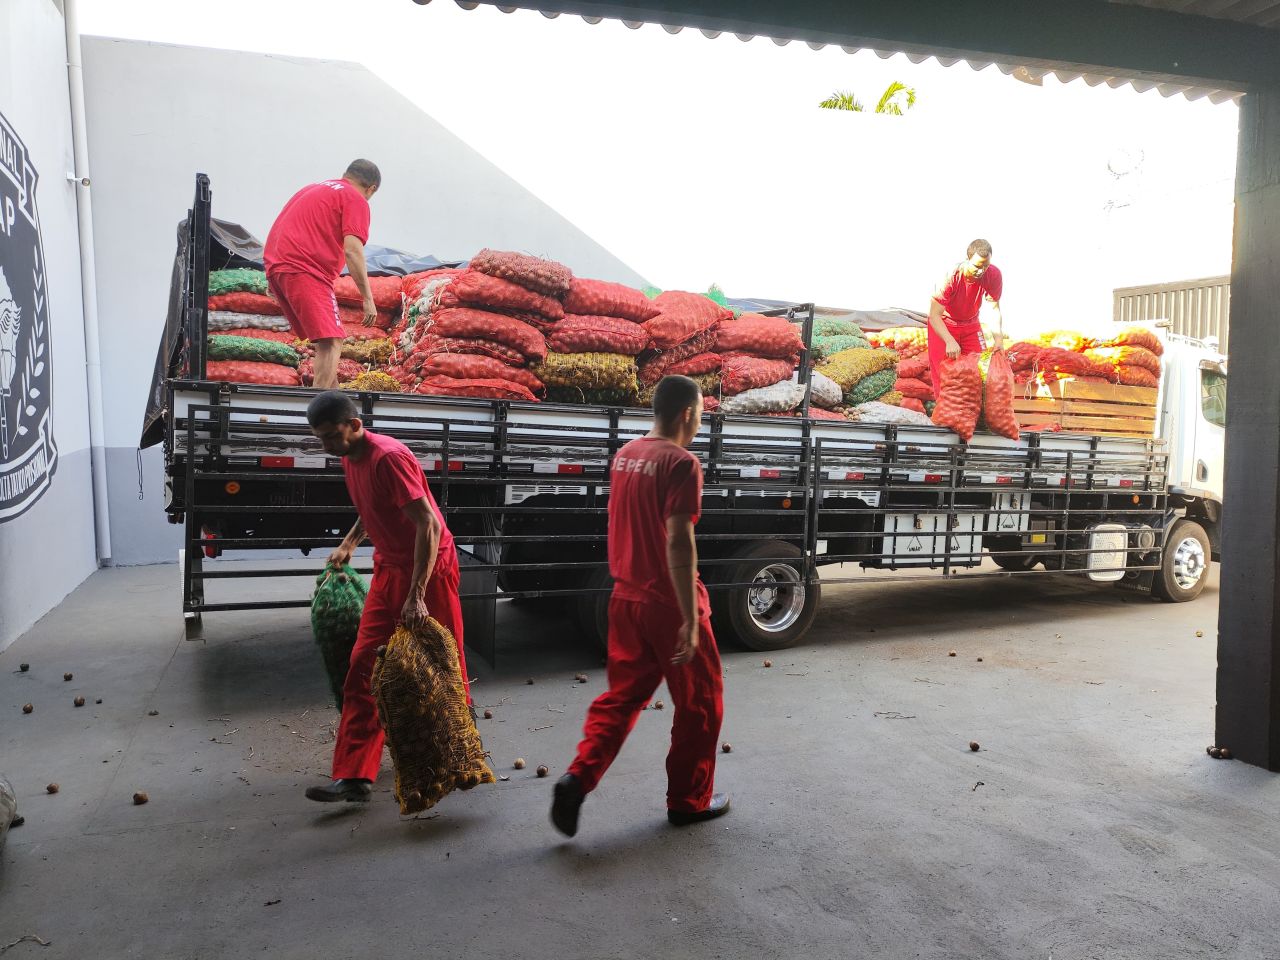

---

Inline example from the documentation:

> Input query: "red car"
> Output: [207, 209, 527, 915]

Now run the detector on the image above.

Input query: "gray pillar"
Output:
[1216, 87, 1280, 771]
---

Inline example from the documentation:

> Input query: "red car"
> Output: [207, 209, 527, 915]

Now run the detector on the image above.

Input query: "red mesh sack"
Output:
[412, 336, 528, 368]
[1035, 347, 1110, 380]
[931, 354, 982, 442]
[439, 271, 565, 321]
[894, 377, 934, 401]
[1005, 341, 1043, 372]
[1099, 326, 1163, 356]
[637, 329, 719, 384]
[402, 268, 465, 304]
[334, 275, 403, 310]
[900, 398, 926, 414]
[1085, 345, 1161, 375]
[1034, 330, 1092, 353]
[425, 308, 547, 363]
[337, 303, 396, 330]
[643, 292, 733, 350]
[713, 313, 804, 359]
[806, 407, 848, 422]
[547, 315, 652, 356]
[208, 292, 283, 315]
[416, 375, 538, 403]
[897, 356, 930, 381]
[469, 249, 573, 298]
[563, 278, 660, 322]
[702, 395, 720, 412]
[666, 353, 723, 376]
[205, 360, 301, 386]
[981, 349, 1020, 441]
[720, 354, 796, 396]
[300, 358, 364, 387]
[1114, 364, 1160, 388]
[867, 327, 927, 352]
[420, 353, 545, 395]
[340, 322, 392, 343]
[218, 327, 297, 345]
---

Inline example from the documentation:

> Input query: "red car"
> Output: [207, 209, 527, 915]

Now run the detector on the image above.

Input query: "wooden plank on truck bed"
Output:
[1059, 399, 1156, 418]
[1046, 381, 1158, 404]
[1060, 414, 1155, 436]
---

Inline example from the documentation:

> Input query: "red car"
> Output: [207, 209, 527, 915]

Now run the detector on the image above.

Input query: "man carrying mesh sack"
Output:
[303, 391, 471, 803]
[551, 375, 730, 837]
[926, 238, 1006, 398]
[264, 160, 380, 389]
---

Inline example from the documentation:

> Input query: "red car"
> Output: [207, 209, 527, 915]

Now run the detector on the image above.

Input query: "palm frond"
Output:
[875, 81, 917, 116]
[819, 90, 864, 112]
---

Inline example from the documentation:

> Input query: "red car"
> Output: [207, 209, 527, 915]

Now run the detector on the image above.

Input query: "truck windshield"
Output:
[1201, 369, 1227, 427]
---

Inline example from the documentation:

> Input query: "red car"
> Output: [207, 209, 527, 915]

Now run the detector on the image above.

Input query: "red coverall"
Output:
[927, 263, 1003, 396]
[330, 430, 470, 782]
[567, 436, 724, 814]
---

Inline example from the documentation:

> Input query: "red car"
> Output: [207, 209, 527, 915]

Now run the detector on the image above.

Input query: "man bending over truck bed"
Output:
[264, 160, 380, 389]
[303, 390, 471, 803]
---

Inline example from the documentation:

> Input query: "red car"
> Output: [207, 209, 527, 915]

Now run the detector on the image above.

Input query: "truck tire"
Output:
[993, 554, 1040, 571]
[1153, 520, 1211, 603]
[710, 541, 820, 651]
[573, 565, 612, 653]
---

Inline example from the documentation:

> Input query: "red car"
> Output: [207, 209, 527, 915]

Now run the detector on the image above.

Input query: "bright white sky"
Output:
[78, 0, 1240, 335]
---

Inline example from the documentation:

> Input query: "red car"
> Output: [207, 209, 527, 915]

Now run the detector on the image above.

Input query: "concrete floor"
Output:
[1, 564, 1276, 960]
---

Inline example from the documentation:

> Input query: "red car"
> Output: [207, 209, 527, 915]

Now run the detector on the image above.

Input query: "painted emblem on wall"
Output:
[0, 110, 57, 523]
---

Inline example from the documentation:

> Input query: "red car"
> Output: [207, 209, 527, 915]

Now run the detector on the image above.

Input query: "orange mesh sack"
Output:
[720, 354, 796, 396]
[643, 291, 733, 350]
[420, 353, 545, 395]
[548, 315, 652, 355]
[426, 308, 547, 363]
[334, 275, 404, 310]
[411, 336, 527, 367]
[563, 278, 661, 322]
[713, 313, 804, 359]
[666, 353, 722, 377]
[894, 377, 934, 401]
[1114, 364, 1160, 388]
[1098, 326, 1163, 356]
[371, 621, 495, 815]
[470, 248, 573, 298]
[402, 268, 465, 304]
[1084, 345, 1161, 375]
[439, 271, 565, 321]
[931, 354, 982, 442]
[338, 304, 396, 330]
[981, 349, 1020, 441]
[205, 360, 301, 386]
[637, 328, 719, 384]
[416, 376, 539, 402]
[208, 292, 283, 315]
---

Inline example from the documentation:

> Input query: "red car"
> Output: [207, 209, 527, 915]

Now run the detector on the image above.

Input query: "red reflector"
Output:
[558, 464, 584, 475]
[760, 469, 781, 479]
[846, 472, 865, 481]
[1059, 478, 1076, 487]
[260, 456, 294, 468]
[445, 461, 464, 473]
[996, 476, 1012, 484]
[1119, 479, 1134, 488]
[924, 473, 943, 483]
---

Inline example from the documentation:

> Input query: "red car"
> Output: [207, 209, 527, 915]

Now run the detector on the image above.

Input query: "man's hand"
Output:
[944, 335, 962, 360]
[327, 542, 354, 569]
[400, 592, 430, 633]
[361, 296, 377, 327]
[671, 619, 699, 666]
[991, 331, 1006, 351]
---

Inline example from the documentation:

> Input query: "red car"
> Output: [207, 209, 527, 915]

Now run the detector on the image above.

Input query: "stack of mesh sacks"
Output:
[633, 290, 734, 411]
[311, 273, 404, 387]
[866, 326, 931, 413]
[711, 312, 806, 416]
[1006, 327, 1163, 390]
[815, 346, 900, 414]
[388, 251, 568, 402]
[538, 277, 660, 406]
[205, 268, 302, 385]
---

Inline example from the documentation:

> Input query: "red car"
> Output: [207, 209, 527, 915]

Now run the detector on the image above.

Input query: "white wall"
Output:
[80, 37, 651, 565]
[0, 0, 97, 653]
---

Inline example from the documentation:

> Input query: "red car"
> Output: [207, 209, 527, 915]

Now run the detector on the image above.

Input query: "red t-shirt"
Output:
[608, 436, 709, 617]
[932, 264, 1003, 325]
[264, 179, 371, 284]
[341, 430, 455, 571]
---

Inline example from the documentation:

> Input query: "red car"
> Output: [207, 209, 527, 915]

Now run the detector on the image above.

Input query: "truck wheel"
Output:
[1153, 520, 1211, 603]
[993, 554, 1040, 571]
[711, 542, 819, 651]
[573, 566, 612, 653]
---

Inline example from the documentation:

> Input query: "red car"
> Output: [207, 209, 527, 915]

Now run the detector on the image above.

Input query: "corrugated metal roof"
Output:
[445, 0, 1250, 103]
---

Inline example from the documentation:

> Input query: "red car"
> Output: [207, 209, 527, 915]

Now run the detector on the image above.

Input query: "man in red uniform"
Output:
[927, 238, 1006, 396]
[551, 375, 729, 836]
[264, 160, 381, 390]
[303, 391, 471, 803]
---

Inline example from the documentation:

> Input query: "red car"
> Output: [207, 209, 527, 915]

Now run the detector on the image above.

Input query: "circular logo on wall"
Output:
[0, 110, 58, 523]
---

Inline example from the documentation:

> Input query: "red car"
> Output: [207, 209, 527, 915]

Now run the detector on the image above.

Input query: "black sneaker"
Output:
[550, 773, 585, 837]
[304, 778, 373, 803]
[667, 793, 731, 826]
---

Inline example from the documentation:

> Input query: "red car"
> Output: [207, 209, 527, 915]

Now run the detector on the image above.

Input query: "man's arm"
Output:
[328, 518, 366, 568]
[928, 298, 961, 359]
[343, 235, 377, 326]
[400, 498, 442, 631]
[988, 299, 1005, 350]
[665, 514, 699, 666]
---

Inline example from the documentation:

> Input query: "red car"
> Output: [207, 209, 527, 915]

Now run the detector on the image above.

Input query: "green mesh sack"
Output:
[546, 385, 640, 406]
[207, 334, 300, 368]
[208, 268, 269, 297]
[311, 562, 369, 708]
[812, 334, 872, 360]
[846, 367, 898, 406]
[813, 316, 865, 339]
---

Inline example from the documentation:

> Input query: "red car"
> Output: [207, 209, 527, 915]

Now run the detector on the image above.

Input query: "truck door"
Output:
[1195, 360, 1227, 502]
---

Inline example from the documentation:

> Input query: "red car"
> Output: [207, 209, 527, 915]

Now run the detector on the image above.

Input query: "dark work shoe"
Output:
[667, 793, 731, 826]
[305, 778, 373, 803]
[550, 774, 585, 837]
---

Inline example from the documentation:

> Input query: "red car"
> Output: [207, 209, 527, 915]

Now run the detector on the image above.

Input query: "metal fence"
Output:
[1113, 275, 1230, 355]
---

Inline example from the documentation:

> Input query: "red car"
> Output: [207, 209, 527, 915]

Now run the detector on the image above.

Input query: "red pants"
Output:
[928, 320, 986, 399]
[568, 595, 723, 813]
[267, 270, 343, 342]
[331, 556, 470, 781]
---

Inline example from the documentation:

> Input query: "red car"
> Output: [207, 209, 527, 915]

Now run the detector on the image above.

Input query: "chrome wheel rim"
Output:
[1172, 536, 1207, 591]
[747, 563, 805, 633]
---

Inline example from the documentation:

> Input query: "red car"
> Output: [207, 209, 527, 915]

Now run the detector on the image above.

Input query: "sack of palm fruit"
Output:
[310, 563, 368, 708]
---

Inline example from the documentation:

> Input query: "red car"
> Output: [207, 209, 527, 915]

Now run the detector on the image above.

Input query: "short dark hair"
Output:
[652, 375, 701, 424]
[967, 238, 992, 259]
[307, 390, 359, 427]
[344, 159, 381, 189]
